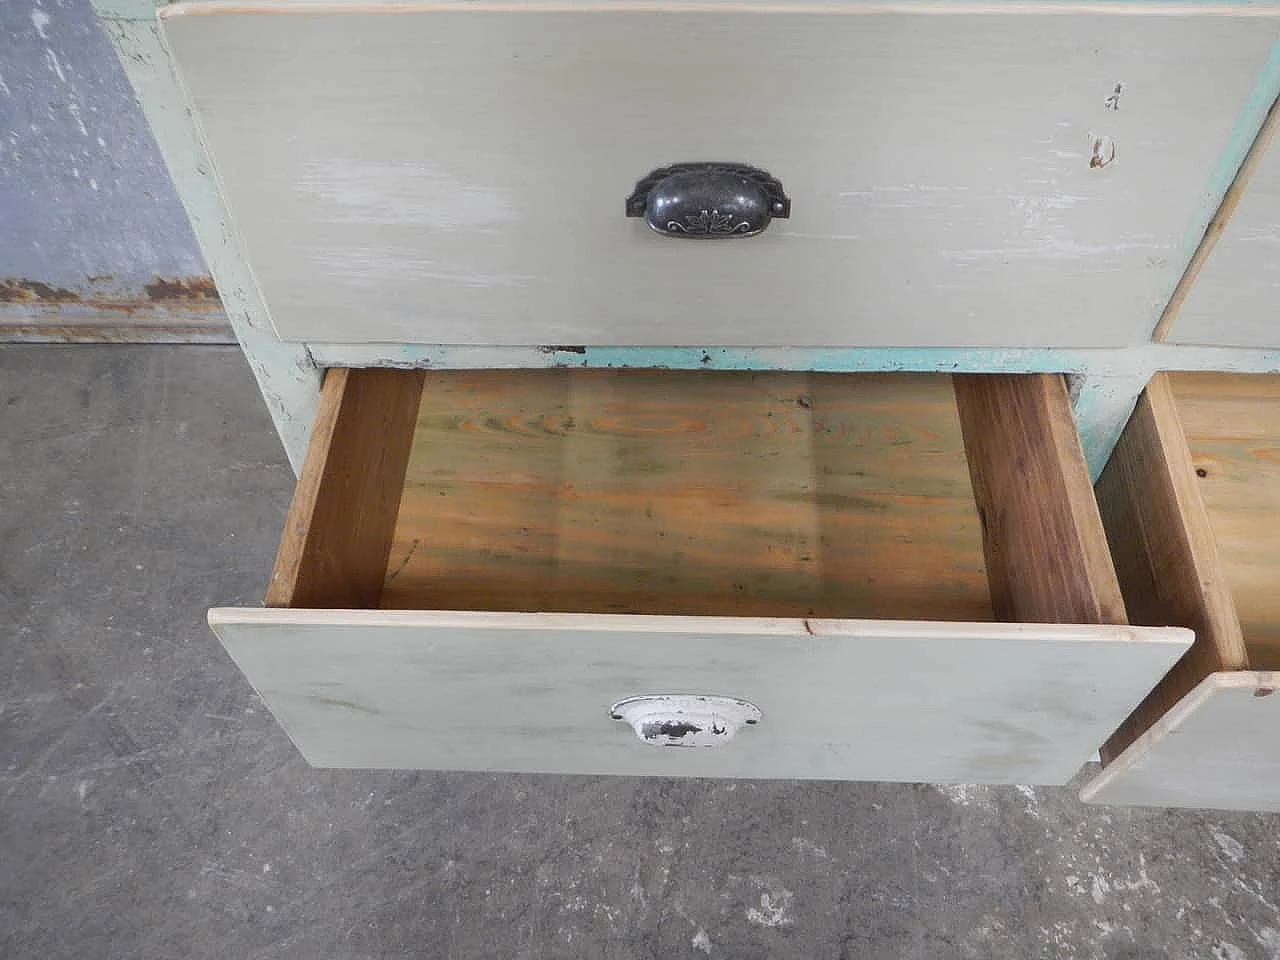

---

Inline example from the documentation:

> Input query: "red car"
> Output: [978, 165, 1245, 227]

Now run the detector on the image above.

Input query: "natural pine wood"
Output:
[381, 370, 994, 620]
[267, 367, 425, 608]
[1093, 373, 1247, 764]
[953, 374, 1129, 626]
[1170, 373, 1280, 667]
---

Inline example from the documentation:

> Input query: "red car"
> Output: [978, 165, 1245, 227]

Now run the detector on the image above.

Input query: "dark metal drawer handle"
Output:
[625, 163, 791, 239]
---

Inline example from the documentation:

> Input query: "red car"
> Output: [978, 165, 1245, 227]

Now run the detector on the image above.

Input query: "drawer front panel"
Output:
[1166, 130, 1280, 348]
[1082, 672, 1280, 811]
[209, 609, 1189, 783]
[1084, 374, 1280, 811]
[163, 6, 1273, 347]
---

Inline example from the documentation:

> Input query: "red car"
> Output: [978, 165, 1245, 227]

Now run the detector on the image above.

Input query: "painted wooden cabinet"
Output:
[93, 0, 1280, 806]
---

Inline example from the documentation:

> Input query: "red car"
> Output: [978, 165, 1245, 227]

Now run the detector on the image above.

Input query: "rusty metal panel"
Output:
[0, 0, 232, 342]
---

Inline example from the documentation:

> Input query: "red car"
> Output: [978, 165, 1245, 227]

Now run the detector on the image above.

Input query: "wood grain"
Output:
[268, 367, 425, 608]
[953, 374, 1127, 626]
[1170, 372, 1280, 666]
[1094, 373, 1246, 764]
[382, 370, 993, 620]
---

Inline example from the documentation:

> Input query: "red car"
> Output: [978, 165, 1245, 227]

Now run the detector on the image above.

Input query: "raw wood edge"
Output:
[1094, 373, 1247, 764]
[953, 374, 1128, 626]
[1153, 92, 1280, 342]
[1080, 671, 1253, 806]
[266, 367, 426, 608]
[1075, 670, 1274, 814]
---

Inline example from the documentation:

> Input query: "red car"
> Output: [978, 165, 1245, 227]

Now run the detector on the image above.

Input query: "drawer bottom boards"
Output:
[210, 370, 1189, 783]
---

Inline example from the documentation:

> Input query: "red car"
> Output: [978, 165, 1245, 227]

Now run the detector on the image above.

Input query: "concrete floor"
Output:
[3, 345, 1280, 960]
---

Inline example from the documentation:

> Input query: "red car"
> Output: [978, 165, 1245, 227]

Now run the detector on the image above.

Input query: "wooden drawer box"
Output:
[1083, 373, 1280, 811]
[209, 370, 1188, 783]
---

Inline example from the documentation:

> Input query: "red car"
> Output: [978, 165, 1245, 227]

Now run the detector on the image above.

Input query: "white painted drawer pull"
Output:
[624, 163, 790, 239]
[609, 695, 762, 748]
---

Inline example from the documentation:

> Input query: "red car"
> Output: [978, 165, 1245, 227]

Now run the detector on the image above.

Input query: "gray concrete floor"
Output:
[3, 345, 1280, 960]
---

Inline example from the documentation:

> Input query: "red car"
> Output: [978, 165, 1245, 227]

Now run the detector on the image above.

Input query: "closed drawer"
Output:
[162, 4, 1274, 349]
[1083, 373, 1280, 811]
[210, 368, 1188, 782]
[1164, 131, 1280, 349]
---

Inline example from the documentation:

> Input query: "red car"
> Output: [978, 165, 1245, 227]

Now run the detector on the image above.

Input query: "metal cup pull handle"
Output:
[609, 695, 763, 747]
[625, 163, 790, 239]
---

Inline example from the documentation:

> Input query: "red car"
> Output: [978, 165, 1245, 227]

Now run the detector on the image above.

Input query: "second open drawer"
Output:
[1083, 373, 1280, 811]
[209, 369, 1188, 783]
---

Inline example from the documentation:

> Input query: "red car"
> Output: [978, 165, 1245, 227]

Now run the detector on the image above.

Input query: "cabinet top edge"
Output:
[159, 0, 1280, 18]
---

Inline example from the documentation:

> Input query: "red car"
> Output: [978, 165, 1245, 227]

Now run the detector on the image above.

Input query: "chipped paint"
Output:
[0, 275, 232, 342]
[143, 275, 219, 302]
[0, 274, 222, 312]
[93, 6, 320, 473]
[610, 695, 762, 748]
[308, 342, 1280, 376]
[0, 321, 234, 344]
[86, 0, 1280, 485]
[0, 278, 82, 303]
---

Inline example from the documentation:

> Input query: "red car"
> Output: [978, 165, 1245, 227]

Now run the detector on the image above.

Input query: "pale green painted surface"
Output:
[92, 2, 319, 472]
[211, 609, 1190, 783]
[89, 0, 1280, 476]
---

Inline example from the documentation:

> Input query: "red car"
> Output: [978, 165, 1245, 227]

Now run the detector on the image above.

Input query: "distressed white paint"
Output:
[208, 608, 1190, 782]
[1082, 671, 1280, 811]
[1168, 131, 1280, 348]
[305, 341, 1280, 374]
[91, 5, 320, 474]
[609, 694, 763, 748]
[163, 6, 1272, 348]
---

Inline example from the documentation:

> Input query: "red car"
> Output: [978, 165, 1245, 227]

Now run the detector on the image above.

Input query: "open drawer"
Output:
[210, 369, 1189, 782]
[1083, 373, 1280, 811]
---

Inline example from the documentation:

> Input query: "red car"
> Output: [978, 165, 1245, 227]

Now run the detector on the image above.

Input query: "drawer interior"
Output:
[1093, 372, 1280, 765]
[1170, 373, 1280, 669]
[221, 367, 1202, 783]
[383, 370, 988, 620]
[268, 367, 1127, 630]
[1080, 372, 1280, 809]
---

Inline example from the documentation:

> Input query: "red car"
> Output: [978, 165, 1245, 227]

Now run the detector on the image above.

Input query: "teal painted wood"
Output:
[92, 0, 320, 473]
[308, 342, 1280, 375]
[1070, 374, 1151, 480]
[310, 342, 1280, 478]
